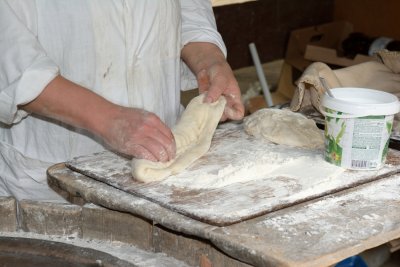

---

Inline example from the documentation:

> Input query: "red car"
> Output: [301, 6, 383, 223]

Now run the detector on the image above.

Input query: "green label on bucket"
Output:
[325, 112, 346, 166]
[324, 108, 394, 170]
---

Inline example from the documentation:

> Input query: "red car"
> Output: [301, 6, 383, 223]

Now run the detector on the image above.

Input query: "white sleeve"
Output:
[0, 1, 59, 124]
[180, 0, 227, 56]
[180, 0, 227, 91]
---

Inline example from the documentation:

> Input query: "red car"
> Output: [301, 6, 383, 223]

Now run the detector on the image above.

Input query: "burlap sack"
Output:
[290, 50, 400, 113]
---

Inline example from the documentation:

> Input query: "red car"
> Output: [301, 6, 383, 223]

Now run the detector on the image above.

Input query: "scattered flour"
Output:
[259, 174, 400, 245]
[161, 148, 345, 190]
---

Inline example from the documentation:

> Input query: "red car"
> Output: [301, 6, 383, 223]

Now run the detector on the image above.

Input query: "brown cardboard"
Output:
[285, 21, 373, 71]
[304, 44, 371, 67]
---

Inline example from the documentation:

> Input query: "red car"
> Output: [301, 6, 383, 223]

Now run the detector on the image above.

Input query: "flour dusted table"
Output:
[47, 124, 400, 267]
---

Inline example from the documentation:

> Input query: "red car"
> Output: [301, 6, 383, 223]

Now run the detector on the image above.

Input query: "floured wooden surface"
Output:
[66, 123, 400, 226]
[47, 165, 400, 267]
[208, 174, 400, 267]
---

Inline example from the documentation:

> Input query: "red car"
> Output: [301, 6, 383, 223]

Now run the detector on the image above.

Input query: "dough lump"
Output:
[132, 94, 226, 182]
[243, 108, 324, 149]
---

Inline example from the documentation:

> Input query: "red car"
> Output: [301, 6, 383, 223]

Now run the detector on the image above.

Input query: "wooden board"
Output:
[47, 164, 400, 267]
[208, 174, 400, 267]
[66, 123, 400, 226]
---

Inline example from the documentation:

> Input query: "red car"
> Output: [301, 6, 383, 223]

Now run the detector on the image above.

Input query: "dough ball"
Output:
[243, 108, 324, 149]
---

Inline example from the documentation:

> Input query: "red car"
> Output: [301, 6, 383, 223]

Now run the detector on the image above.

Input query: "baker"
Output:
[0, 1, 244, 202]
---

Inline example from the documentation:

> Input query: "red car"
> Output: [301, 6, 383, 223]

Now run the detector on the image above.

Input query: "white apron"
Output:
[0, 0, 225, 201]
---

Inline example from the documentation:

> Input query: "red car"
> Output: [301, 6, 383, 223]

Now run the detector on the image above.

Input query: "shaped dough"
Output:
[244, 108, 324, 149]
[132, 94, 226, 182]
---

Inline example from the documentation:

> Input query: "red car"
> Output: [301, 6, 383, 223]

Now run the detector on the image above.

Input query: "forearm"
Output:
[20, 75, 176, 161]
[181, 42, 227, 75]
[20, 75, 116, 137]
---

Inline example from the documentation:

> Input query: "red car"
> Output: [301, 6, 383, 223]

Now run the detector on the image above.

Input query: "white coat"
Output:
[0, 0, 226, 201]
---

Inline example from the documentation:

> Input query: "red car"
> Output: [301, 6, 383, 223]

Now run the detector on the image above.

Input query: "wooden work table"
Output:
[47, 161, 400, 267]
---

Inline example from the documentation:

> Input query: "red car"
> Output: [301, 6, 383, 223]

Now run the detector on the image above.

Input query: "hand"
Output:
[102, 107, 176, 162]
[181, 42, 245, 121]
[197, 61, 244, 121]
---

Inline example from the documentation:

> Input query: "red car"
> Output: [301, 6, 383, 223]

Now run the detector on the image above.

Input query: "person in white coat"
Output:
[0, 0, 244, 202]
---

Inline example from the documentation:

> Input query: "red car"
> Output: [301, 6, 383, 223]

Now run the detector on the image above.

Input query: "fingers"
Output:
[200, 72, 245, 121]
[148, 126, 176, 161]
[129, 144, 158, 161]
[219, 102, 245, 122]
[205, 90, 244, 122]
[224, 97, 245, 121]
[137, 115, 176, 162]
[204, 77, 225, 104]
[105, 108, 176, 163]
[132, 136, 172, 162]
[197, 69, 210, 95]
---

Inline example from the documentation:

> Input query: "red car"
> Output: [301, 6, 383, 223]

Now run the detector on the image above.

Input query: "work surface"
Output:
[48, 123, 400, 266]
[66, 123, 400, 226]
[49, 163, 400, 267]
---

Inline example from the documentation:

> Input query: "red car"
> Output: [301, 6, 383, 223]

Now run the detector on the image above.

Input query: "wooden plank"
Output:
[65, 123, 400, 226]
[48, 163, 400, 267]
[208, 174, 400, 267]
[47, 163, 217, 239]
[0, 197, 17, 232]
[19, 200, 82, 237]
[388, 239, 400, 252]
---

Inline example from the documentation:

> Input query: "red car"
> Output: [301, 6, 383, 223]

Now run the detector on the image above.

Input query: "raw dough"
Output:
[243, 108, 324, 148]
[132, 94, 226, 182]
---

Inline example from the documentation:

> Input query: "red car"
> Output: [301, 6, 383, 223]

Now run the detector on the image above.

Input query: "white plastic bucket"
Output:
[321, 87, 400, 170]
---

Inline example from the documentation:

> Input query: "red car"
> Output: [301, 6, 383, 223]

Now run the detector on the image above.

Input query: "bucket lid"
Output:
[321, 87, 400, 116]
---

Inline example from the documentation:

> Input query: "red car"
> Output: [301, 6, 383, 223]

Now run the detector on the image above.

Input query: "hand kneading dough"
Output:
[243, 108, 324, 148]
[132, 94, 226, 182]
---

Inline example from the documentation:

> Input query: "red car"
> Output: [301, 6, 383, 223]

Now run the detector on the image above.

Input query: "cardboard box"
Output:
[285, 21, 373, 71]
